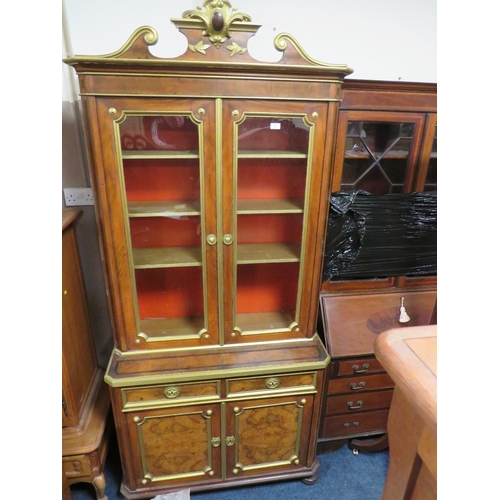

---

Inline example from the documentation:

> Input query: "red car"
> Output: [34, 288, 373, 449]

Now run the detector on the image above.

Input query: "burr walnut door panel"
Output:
[124, 403, 222, 491]
[225, 395, 314, 480]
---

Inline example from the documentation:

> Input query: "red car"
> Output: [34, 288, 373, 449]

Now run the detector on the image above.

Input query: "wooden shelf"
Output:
[133, 242, 301, 268]
[122, 150, 199, 160]
[128, 200, 201, 217]
[133, 246, 203, 268]
[344, 150, 410, 160]
[237, 242, 301, 264]
[237, 199, 304, 214]
[235, 311, 295, 333]
[140, 316, 206, 339]
[238, 150, 307, 159]
[128, 199, 303, 217]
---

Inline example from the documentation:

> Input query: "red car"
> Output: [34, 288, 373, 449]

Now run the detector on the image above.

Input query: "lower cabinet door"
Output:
[125, 403, 222, 490]
[225, 395, 314, 479]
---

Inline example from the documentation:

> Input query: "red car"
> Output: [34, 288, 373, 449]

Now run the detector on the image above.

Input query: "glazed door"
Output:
[125, 403, 222, 491]
[331, 111, 428, 194]
[221, 100, 330, 344]
[95, 98, 218, 350]
[225, 395, 315, 480]
[324, 110, 437, 291]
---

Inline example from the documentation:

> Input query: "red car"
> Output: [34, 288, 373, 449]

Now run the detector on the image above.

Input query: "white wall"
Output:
[63, 0, 436, 83]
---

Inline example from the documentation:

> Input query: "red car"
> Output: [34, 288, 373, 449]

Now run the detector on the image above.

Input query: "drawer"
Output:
[336, 357, 385, 376]
[325, 389, 393, 415]
[62, 454, 92, 479]
[227, 372, 316, 397]
[122, 381, 220, 410]
[322, 409, 390, 438]
[328, 373, 394, 394]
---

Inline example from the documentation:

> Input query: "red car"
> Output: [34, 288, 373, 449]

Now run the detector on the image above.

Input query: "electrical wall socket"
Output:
[64, 187, 94, 206]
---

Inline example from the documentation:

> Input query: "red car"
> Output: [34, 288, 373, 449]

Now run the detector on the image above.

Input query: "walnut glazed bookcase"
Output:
[64, 2, 352, 497]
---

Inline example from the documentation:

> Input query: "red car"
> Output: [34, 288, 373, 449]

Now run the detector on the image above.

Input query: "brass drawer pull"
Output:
[226, 436, 235, 446]
[265, 377, 280, 389]
[352, 363, 369, 374]
[347, 400, 363, 410]
[207, 234, 217, 245]
[164, 386, 180, 399]
[349, 381, 366, 391]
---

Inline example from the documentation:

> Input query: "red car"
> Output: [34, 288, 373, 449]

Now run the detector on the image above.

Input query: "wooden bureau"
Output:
[317, 290, 436, 453]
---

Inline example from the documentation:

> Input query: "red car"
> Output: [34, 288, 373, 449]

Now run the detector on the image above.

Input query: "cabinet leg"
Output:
[302, 472, 318, 485]
[92, 473, 108, 500]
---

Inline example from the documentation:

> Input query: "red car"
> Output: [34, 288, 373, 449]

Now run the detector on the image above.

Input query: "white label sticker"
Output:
[270, 122, 281, 130]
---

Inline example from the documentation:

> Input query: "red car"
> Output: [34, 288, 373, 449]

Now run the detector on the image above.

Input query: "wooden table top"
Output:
[374, 325, 437, 432]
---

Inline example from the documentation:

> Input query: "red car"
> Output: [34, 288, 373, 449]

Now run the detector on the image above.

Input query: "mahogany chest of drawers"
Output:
[317, 290, 436, 453]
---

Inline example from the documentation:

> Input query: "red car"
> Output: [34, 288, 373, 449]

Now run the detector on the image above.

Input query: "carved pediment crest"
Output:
[182, 0, 252, 48]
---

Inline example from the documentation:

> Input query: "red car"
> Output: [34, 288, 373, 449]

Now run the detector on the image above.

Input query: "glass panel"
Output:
[342, 121, 415, 194]
[235, 116, 309, 334]
[424, 124, 437, 192]
[118, 114, 206, 340]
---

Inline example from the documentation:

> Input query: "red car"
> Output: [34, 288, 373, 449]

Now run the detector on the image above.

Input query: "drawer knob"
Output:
[265, 377, 280, 389]
[347, 400, 363, 410]
[349, 381, 366, 391]
[352, 363, 369, 374]
[164, 386, 180, 399]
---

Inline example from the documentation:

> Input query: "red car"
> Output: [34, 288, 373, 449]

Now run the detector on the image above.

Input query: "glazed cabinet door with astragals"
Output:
[98, 97, 329, 351]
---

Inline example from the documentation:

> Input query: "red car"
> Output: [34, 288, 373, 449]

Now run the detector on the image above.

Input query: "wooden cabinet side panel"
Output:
[62, 223, 98, 427]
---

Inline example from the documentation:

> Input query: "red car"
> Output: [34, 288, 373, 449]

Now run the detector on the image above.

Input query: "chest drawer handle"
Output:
[347, 400, 363, 410]
[349, 381, 366, 391]
[352, 364, 369, 374]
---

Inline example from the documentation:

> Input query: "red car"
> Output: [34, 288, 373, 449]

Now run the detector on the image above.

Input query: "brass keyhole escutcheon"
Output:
[164, 386, 180, 399]
[207, 234, 217, 245]
[265, 378, 280, 389]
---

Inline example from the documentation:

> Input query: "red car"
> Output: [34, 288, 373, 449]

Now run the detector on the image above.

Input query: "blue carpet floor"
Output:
[70, 435, 389, 500]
